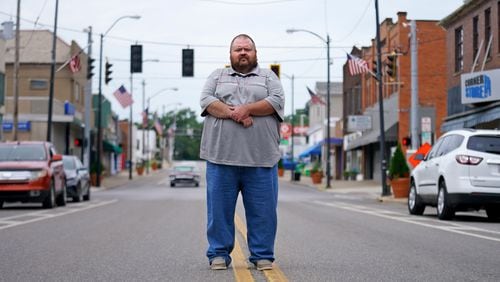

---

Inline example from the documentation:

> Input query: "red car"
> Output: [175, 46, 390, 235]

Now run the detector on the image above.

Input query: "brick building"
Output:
[343, 12, 447, 182]
[440, 0, 500, 131]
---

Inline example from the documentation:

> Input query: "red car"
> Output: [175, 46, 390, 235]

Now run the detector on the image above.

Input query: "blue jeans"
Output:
[206, 161, 278, 265]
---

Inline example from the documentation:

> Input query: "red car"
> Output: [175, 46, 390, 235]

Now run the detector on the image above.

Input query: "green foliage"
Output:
[162, 108, 203, 160]
[310, 161, 322, 173]
[90, 162, 105, 174]
[389, 143, 410, 179]
[278, 159, 284, 169]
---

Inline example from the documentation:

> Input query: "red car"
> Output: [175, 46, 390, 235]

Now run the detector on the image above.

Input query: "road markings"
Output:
[234, 214, 289, 282]
[0, 199, 118, 231]
[231, 232, 255, 282]
[314, 201, 500, 243]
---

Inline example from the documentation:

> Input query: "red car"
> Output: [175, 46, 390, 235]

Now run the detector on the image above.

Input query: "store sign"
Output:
[2, 121, 31, 132]
[347, 115, 372, 132]
[461, 69, 500, 104]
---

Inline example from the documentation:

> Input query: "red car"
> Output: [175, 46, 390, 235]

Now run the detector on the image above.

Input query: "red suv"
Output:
[0, 141, 67, 209]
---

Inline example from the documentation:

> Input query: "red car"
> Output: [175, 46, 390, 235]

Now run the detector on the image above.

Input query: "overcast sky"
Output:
[0, 0, 464, 122]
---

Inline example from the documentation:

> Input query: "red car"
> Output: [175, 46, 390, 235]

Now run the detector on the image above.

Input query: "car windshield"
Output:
[0, 144, 47, 161]
[63, 157, 76, 169]
[467, 135, 500, 155]
[174, 166, 194, 172]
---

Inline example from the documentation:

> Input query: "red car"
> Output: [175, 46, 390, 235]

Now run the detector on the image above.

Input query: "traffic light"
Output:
[182, 49, 194, 77]
[130, 44, 143, 73]
[402, 136, 411, 147]
[87, 57, 95, 80]
[105, 61, 113, 84]
[386, 52, 397, 80]
[270, 64, 280, 78]
[74, 138, 83, 147]
[372, 60, 378, 75]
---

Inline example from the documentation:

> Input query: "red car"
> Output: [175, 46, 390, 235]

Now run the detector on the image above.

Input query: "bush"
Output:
[388, 143, 410, 179]
[310, 161, 322, 174]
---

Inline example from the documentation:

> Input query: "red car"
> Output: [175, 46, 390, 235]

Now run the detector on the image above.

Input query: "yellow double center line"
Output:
[231, 214, 289, 282]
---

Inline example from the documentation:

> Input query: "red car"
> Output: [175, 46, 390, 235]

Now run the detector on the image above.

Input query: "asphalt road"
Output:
[1, 164, 499, 281]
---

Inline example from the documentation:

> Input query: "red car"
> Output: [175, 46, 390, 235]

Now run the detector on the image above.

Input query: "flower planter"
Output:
[278, 168, 285, 177]
[136, 166, 145, 176]
[391, 177, 410, 198]
[311, 171, 323, 184]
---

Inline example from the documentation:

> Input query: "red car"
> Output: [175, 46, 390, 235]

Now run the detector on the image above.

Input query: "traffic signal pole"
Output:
[84, 26, 92, 169]
[375, 0, 390, 196]
[410, 20, 420, 150]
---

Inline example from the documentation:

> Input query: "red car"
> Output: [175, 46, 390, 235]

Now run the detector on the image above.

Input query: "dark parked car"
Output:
[0, 141, 66, 209]
[63, 155, 90, 202]
[169, 165, 200, 187]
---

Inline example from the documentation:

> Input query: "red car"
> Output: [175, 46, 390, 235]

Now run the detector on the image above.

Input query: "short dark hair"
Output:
[230, 34, 256, 51]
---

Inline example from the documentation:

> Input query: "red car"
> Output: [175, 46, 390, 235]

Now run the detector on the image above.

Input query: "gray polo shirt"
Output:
[199, 66, 285, 167]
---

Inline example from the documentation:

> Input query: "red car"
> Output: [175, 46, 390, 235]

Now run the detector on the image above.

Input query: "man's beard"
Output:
[231, 56, 258, 74]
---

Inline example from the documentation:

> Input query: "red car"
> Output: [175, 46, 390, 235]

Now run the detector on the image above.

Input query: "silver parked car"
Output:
[409, 129, 500, 220]
[62, 156, 90, 202]
[169, 165, 200, 187]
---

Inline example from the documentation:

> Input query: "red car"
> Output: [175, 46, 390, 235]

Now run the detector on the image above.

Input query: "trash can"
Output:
[293, 172, 301, 181]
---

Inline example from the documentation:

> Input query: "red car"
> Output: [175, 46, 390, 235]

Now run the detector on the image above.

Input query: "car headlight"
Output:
[30, 170, 48, 180]
[169, 175, 176, 180]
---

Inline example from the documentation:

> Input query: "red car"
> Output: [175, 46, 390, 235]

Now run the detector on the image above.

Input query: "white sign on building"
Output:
[347, 115, 372, 132]
[461, 69, 500, 104]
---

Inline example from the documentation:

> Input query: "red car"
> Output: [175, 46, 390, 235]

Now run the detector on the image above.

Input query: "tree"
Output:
[161, 108, 202, 160]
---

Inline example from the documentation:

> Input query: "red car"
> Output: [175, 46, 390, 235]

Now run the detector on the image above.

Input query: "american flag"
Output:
[347, 53, 369, 76]
[154, 116, 163, 136]
[307, 87, 326, 105]
[69, 54, 81, 73]
[142, 108, 148, 128]
[113, 85, 134, 108]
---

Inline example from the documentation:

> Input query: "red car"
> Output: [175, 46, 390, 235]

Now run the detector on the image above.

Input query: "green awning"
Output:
[103, 140, 122, 154]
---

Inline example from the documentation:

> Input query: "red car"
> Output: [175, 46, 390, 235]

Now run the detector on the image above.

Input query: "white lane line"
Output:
[0, 200, 118, 231]
[314, 201, 500, 243]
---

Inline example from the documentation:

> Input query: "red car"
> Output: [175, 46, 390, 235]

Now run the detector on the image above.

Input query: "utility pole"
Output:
[13, 0, 20, 141]
[46, 0, 59, 141]
[410, 20, 420, 150]
[143, 79, 149, 175]
[129, 74, 134, 180]
[84, 26, 92, 168]
[375, 0, 390, 196]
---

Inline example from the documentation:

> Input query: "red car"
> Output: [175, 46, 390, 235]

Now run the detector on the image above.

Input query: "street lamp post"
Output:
[282, 73, 295, 181]
[96, 15, 140, 187]
[145, 88, 178, 172]
[287, 28, 332, 188]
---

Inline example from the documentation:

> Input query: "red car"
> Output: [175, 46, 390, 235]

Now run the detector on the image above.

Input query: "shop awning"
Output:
[298, 143, 322, 158]
[103, 140, 122, 154]
[441, 101, 500, 132]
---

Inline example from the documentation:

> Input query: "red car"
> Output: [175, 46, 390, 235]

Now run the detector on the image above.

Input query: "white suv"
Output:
[408, 129, 500, 220]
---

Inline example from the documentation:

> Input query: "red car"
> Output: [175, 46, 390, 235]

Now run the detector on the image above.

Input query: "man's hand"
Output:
[240, 116, 253, 128]
[230, 105, 250, 123]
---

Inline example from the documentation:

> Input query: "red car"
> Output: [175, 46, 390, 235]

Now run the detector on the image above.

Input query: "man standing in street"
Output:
[200, 34, 285, 271]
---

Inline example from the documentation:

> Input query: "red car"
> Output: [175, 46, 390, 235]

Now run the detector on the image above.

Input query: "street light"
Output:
[96, 15, 140, 187]
[287, 28, 332, 188]
[145, 87, 178, 172]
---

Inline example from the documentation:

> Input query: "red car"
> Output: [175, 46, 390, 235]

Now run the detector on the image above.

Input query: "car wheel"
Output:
[195, 182, 199, 187]
[437, 180, 454, 220]
[73, 183, 83, 202]
[56, 179, 67, 207]
[42, 181, 56, 209]
[408, 181, 425, 215]
[170, 182, 175, 187]
[0, 201, 3, 209]
[83, 183, 91, 201]
[486, 207, 500, 221]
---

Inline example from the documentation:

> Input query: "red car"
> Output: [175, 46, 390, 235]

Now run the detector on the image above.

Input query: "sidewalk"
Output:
[279, 170, 406, 204]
